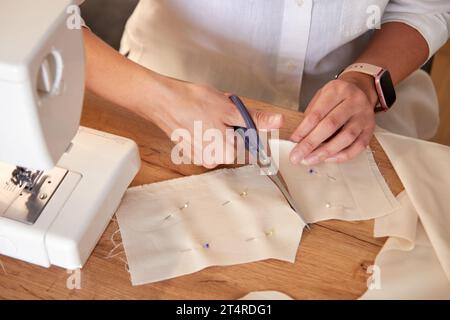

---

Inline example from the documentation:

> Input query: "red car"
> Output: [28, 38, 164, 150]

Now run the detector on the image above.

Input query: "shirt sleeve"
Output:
[382, 0, 450, 59]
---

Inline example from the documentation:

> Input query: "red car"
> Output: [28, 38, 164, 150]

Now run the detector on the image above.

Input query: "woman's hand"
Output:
[289, 72, 379, 165]
[144, 77, 284, 168]
[83, 29, 283, 169]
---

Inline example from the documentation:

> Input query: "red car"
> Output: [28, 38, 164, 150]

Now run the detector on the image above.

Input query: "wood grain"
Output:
[0, 91, 404, 300]
[432, 40, 450, 147]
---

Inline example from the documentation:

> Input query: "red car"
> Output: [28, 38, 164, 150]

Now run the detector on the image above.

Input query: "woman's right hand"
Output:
[83, 28, 283, 168]
[141, 76, 284, 168]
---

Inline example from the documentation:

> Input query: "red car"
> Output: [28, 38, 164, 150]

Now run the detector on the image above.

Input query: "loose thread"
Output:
[118, 257, 130, 273]
[0, 258, 7, 275]
[106, 242, 124, 259]
[105, 226, 128, 273]
[110, 228, 121, 248]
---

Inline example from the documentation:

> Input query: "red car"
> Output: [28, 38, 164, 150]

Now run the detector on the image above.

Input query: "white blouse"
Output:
[118, 0, 450, 110]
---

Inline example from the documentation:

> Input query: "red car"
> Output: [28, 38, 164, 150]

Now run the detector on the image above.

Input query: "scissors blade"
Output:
[228, 94, 310, 230]
[260, 162, 310, 230]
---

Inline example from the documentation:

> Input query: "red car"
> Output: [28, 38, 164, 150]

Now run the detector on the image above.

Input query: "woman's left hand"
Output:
[289, 72, 379, 165]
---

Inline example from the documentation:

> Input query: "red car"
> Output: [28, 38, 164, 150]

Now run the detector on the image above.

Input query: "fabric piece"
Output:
[361, 223, 450, 299]
[361, 193, 450, 299]
[269, 139, 399, 223]
[375, 129, 450, 282]
[116, 165, 305, 285]
[359, 129, 450, 299]
[116, 139, 399, 285]
[373, 191, 417, 247]
[375, 70, 440, 140]
[239, 291, 294, 300]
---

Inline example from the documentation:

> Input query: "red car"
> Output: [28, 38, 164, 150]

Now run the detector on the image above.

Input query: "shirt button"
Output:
[296, 0, 304, 7]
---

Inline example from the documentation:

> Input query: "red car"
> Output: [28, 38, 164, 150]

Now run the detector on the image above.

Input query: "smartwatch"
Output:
[337, 63, 396, 112]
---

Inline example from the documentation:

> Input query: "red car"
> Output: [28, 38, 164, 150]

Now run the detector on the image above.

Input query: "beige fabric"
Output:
[116, 165, 305, 285]
[361, 192, 450, 299]
[375, 129, 450, 282]
[270, 140, 399, 223]
[373, 191, 417, 247]
[359, 129, 450, 299]
[117, 132, 450, 296]
[116, 140, 398, 285]
[240, 291, 293, 300]
[361, 223, 450, 299]
[376, 70, 440, 140]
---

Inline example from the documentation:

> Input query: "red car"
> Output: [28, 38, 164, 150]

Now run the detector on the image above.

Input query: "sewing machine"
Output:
[0, 0, 140, 269]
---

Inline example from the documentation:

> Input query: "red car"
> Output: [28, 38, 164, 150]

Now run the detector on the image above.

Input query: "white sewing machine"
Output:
[0, 0, 140, 269]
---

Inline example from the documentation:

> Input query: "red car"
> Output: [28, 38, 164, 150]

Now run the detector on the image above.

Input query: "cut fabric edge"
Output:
[374, 128, 450, 283]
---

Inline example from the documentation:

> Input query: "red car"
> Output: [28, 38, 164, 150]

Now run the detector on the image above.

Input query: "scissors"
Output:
[229, 95, 310, 230]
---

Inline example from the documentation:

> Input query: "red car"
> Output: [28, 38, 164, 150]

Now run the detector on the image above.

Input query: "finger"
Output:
[324, 127, 374, 163]
[289, 101, 356, 164]
[250, 110, 284, 129]
[224, 104, 284, 130]
[290, 83, 345, 142]
[300, 116, 366, 165]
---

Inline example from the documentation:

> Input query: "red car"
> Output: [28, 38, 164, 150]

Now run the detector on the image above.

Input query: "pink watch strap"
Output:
[337, 63, 390, 112]
[339, 63, 384, 78]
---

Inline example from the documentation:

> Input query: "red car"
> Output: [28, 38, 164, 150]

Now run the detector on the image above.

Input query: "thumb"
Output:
[222, 94, 284, 129]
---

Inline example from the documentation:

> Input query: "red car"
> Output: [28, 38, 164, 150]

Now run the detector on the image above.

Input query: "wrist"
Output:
[139, 70, 175, 123]
[338, 71, 379, 107]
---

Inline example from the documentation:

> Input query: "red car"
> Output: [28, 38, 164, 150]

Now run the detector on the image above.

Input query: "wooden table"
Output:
[0, 92, 403, 299]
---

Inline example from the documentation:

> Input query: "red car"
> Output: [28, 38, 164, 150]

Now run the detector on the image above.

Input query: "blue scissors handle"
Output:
[229, 95, 257, 131]
[229, 95, 264, 159]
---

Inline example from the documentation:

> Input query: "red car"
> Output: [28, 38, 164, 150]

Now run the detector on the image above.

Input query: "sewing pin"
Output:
[180, 201, 190, 210]
[327, 174, 337, 181]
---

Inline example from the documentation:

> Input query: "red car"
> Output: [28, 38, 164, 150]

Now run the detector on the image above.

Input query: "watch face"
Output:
[379, 70, 396, 108]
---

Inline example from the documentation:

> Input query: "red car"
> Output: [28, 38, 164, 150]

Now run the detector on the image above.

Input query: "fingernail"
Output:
[301, 155, 320, 166]
[325, 157, 338, 163]
[290, 134, 303, 143]
[290, 151, 303, 165]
